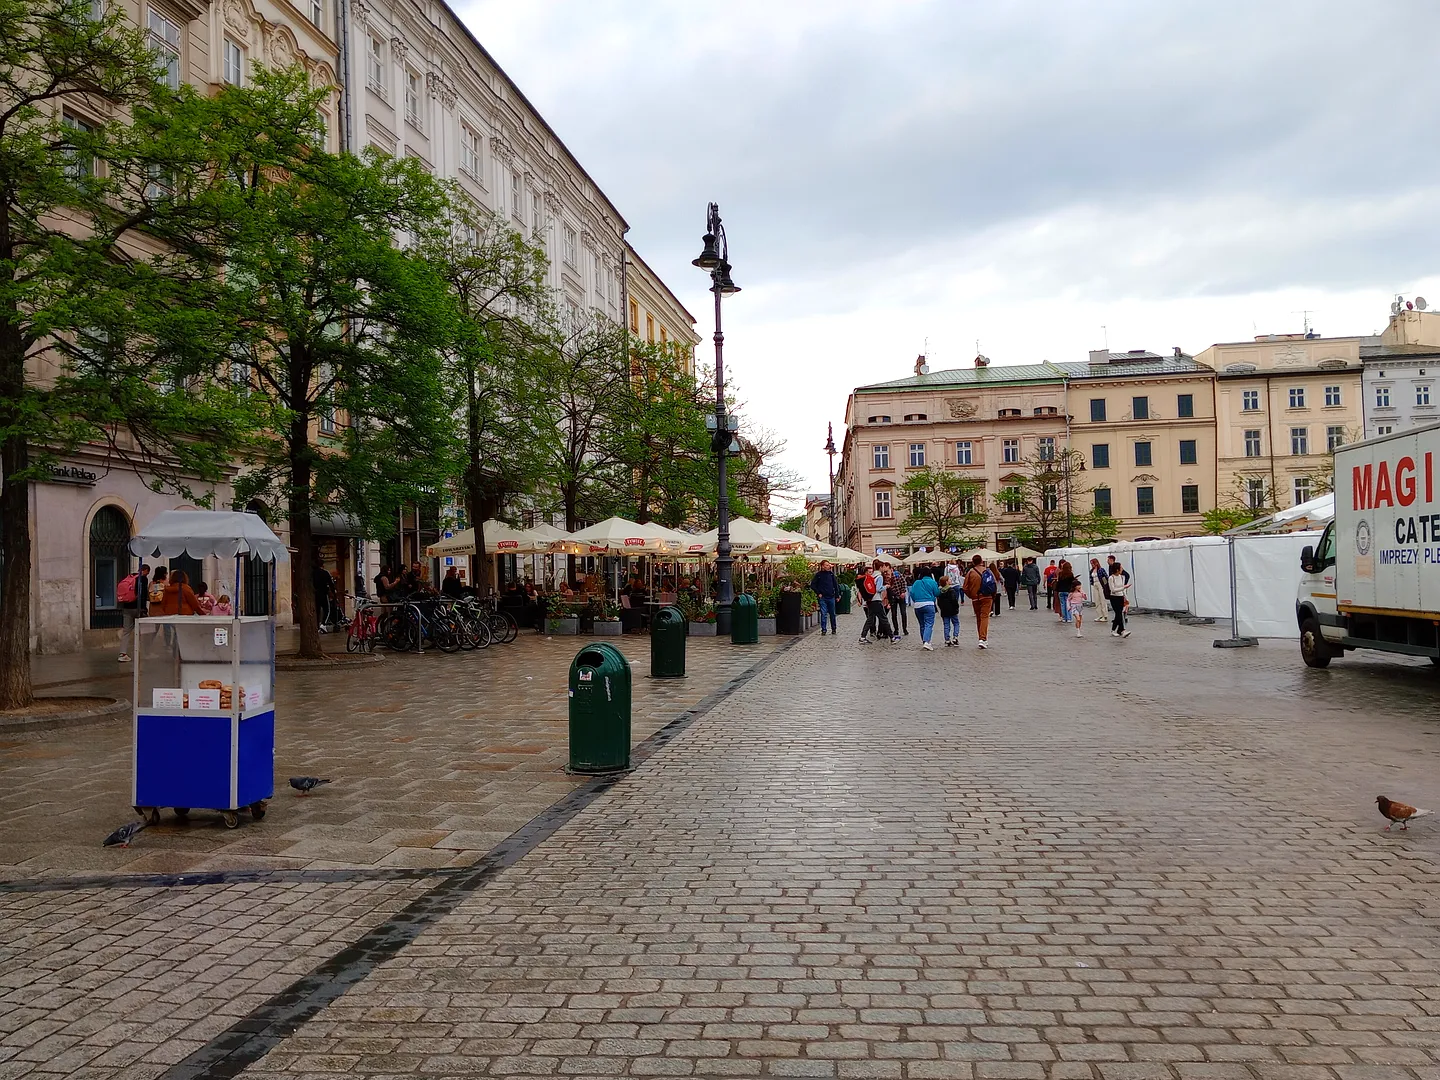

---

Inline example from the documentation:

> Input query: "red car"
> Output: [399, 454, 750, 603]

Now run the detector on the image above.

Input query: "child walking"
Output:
[1070, 578, 1087, 638]
[937, 575, 961, 646]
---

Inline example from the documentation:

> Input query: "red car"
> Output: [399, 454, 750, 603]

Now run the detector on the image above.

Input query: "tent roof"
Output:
[130, 510, 288, 563]
[1226, 492, 1336, 536]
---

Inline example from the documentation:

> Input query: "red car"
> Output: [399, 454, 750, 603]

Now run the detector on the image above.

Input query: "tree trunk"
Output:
[0, 431, 32, 711]
[288, 389, 320, 658]
[564, 484, 578, 586]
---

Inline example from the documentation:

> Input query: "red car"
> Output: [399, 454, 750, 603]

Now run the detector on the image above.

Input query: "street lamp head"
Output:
[692, 232, 721, 270]
[713, 260, 741, 296]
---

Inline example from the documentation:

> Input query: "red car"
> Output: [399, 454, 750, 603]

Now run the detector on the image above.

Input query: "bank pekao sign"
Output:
[44, 464, 99, 487]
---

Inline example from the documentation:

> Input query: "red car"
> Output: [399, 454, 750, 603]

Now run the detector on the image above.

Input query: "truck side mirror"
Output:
[1300, 544, 1316, 573]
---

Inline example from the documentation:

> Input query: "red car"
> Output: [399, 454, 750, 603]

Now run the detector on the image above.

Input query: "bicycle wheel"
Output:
[346, 625, 361, 653]
[464, 611, 493, 650]
[490, 610, 519, 644]
[432, 614, 463, 653]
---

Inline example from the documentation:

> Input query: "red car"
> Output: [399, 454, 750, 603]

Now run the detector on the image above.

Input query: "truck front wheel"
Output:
[1300, 617, 1331, 668]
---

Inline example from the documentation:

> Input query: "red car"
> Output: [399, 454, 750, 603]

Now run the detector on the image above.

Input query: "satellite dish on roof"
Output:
[919, 361, 930, 374]
[1392, 300, 1402, 315]
[1417, 296, 1428, 311]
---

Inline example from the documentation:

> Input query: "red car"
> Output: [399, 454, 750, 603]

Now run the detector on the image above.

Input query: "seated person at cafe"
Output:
[440, 566, 464, 599]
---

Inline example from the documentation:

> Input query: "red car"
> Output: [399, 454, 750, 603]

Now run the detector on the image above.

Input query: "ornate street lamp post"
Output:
[693, 203, 740, 635]
[825, 422, 838, 547]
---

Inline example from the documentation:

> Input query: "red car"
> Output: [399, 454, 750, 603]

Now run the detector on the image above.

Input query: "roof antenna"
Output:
[1101, 325, 1108, 350]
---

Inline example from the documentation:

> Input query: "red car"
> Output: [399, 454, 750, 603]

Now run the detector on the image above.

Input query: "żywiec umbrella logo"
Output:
[624, 538, 645, 546]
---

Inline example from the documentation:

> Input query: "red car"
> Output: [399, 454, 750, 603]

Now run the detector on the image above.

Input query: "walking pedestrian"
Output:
[117, 563, 150, 662]
[1088, 557, 1112, 613]
[1001, 560, 1021, 610]
[1069, 575, 1087, 637]
[1107, 560, 1133, 637]
[1054, 559, 1078, 623]
[988, 560, 1002, 621]
[908, 569, 939, 651]
[887, 565, 910, 637]
[963, 554, 998, 648]
[1043, 559, 1058, 612]
[937, 575, 961, 646]
[1020, 557, 1040, 609]
[810, 560, 839, 636]
[859, 560, 887, 643]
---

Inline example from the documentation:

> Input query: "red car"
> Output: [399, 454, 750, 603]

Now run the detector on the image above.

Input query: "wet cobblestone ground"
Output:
[6, 610, 1440, 1079]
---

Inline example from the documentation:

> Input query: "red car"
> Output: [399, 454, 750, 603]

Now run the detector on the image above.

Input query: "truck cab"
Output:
[1296, 522, 1342, 667]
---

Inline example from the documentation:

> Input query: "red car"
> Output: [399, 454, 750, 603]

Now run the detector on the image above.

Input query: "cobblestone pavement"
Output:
[8, 609, 1440, 1080]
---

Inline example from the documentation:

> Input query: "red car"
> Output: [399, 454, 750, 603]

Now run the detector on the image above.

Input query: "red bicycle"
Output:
[345, 600, 380, 653]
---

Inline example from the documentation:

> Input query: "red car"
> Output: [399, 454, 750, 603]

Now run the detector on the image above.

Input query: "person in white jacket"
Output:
[1106, 562, 1132, 637]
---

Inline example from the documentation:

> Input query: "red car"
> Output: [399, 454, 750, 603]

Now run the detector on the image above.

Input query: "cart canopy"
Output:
[130, 510, 289, 563]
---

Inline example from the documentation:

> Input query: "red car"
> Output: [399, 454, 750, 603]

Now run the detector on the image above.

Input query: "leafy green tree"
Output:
[1073, 509, 1120, 545]
[1202, 475, 1275, 535]
[996, 449, 1089, 548]
[777, 514, 806, 533]
[0, 0, 257, 708]
[898, 465, 987, 549]
[184, 70, 458, 657]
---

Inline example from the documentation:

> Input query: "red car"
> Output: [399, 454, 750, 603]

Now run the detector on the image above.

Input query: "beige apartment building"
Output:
[625, 245, 699, 373]
[839, 350, 1220, 554]
[1195, 334, 1368, 513]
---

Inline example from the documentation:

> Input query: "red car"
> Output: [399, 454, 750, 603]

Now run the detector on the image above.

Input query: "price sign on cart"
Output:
[213, 626, 229, 647]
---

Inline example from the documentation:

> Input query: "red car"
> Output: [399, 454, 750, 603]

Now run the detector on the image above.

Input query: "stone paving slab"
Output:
[232, 611, 1440, 1079]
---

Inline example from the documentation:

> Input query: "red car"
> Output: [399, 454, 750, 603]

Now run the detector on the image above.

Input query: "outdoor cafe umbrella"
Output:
[961, 546, 1004, 563]
[873, 551, 902, 565]
[426, 520, 564, 557]
[1006, 545, 1045, 561]
[569, 516, 675, 554]
[901, 548, 944, 566]
[692, 517, 811, 556]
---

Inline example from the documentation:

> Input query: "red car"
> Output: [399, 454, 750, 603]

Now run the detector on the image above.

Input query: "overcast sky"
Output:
[455, 0, 1440, 518]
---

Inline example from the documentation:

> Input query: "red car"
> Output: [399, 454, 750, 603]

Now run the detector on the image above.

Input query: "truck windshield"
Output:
[1318, 522, 1336, 565]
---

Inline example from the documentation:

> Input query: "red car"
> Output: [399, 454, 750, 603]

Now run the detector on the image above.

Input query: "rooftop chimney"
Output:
[1173, 346, 1183, 358]
[974, 354, 990, 368]
[914, 354, 929, 376]
[1088, 348, 1109, 365]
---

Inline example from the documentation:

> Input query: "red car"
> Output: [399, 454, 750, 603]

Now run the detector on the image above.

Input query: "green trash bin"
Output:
[835, 587, 851, 615]
[731, 593, 759, 645]
[650, 605, 688, 679]
[568, 643, 632, 773]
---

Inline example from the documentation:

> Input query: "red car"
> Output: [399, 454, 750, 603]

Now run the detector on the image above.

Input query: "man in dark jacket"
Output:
[1001, 560, 1021, 610]
[1019, 558, 1041, 609]
[809, 560, 839, 636]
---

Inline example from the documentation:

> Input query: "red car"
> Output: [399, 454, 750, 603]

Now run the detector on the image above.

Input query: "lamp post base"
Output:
[715, 605, 732, 637]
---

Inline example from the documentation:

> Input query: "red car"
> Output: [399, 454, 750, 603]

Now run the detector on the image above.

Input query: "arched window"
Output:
[89, 505, 132, 629]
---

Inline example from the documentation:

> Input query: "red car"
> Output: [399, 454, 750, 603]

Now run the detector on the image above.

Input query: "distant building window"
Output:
[1246, 478, 1267, 509]
[1042, 485, 1058, 513]
[867, 415, 891, 423]
[1293, 477, 1312, 506]
[223, 38, 244, 86]
[1092, 443, 1109, 469]
[563, 225, 577, 266]
[1327, 425, 1345, 452]
[1242, 389, 1260, 412]
[903, 413, 927, 421]
[961, 494, 978, 515]
[1179, 439, 1197, 466]
[1134, 441, 1152, 467]
[998, 408, 1022, 418]
[1002, 488, 1022, 514]
[1136, 486, 1155, 516]
[404, 69, 422, 127]
[628, 298, 638, 332]
[908, 443, 926, 468]
[1093, 487, 1111, 515]
[1419, 384, 1432, 406]
[1244, 429, 1261, 457]
[460, 124, 481, 176]
[1177, 393, 1194, 418]
[1181, 484, 1199, 514]
[1376, 385, 1391, 408]
[1002, 438, 1018, 463]
[511, 170, 522, 221]
[1034, 406, 1058, 416]
[1090, 398, 1106, 422]
[874, 490, 892, 519]
[955, 440, 972, 465]
[1324, 385, 1341, 407]
[62, 113, 97, 180]
[366, 34, 385, 92]
[1037, 436, 1055, 461]
[148, 10, 181, 89]
[1289, 387, 1305, 408]
[1132, 396, 1149, 420]
[872, 444, 889, 469]
[660, 326, 668, 345]
[646, 314, 654, 343]
[309, 0, 322, 25]
[1376, 424, 1394, 436]
[1290, 427, 1308, 456]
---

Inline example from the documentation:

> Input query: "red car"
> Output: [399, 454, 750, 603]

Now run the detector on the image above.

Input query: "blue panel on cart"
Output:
[135, 714, 232, 809]
[236, 711, 275, 806]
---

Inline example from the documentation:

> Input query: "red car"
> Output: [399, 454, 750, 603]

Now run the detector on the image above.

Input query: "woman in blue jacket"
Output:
[908, 570, 941, 651]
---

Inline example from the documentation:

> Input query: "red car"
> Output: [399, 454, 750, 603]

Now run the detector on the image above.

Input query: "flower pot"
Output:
[591, 621, 622, 636]
[688, 622, 715, 636]
[757, 617, 776, 636]
[548, 618, 578, 636]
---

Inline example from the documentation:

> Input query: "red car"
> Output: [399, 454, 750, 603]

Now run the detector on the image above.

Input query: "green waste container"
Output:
[835, 587, 851, 615]
[731, 593, 759, 645]
[568, 643, 632, 773]
[650, 605, 688, 679]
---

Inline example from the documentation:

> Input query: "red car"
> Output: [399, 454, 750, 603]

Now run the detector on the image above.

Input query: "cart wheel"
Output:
[222, 811, 240, 829]
[172, 807, 190, 821]
[249, 801, 267, 821]
[143, 807, 162, 826]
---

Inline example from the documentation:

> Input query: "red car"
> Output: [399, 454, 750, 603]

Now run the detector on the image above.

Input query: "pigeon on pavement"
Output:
[102, 821, 146, 848]
[289, 776, 332, 795]
[1377, 795, 1433, 831]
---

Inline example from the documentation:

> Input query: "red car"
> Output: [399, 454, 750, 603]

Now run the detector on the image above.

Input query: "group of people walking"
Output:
[810, 551, 1135, 653]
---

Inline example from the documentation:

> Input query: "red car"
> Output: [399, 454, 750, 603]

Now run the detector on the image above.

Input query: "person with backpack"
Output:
[1043, 559, 1058, 612]
[857, 560, 882, 643]
[963, 554, 998, 648]
[117, 563, 150, 662]
[1020, 558, 1041, 609]
[886, 566, 909, 637]
[1054, 559, 1078, 623]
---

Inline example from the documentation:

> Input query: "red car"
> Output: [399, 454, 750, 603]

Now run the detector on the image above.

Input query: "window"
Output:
[660, 326, 668, 345]
[1002, 438, 1018, 464]
[404, 69, 422, 127]
[563, 225, 577, 266]
[1002, 487, 1022, 514]
[1326, 425, 1345, 452]
[1093, 487, 1112, 515]
[1132, 396, 1149, 420]
[1244, 429, 1261, 457]
[308, 0, 322, 26]
[1246, 478, 1266, 510]
[1042, 485, 1058, 513]
[1324, 385, 1341, 407]
[908, 443, 926, 468]
[88, 0, 104, 18]
[1092, 443, 1109, 469]
[1181, 485, 1199, 514]
[318, 365, 336, 434]
[867, 415, 891, 424]
[144, 162, 173, 200]
[1293, 477, 1312, 506]
[1034, 406, 1058, 416]
[628, 298, 639, 333]
[872, 445, 889, 469]
[222, 38, 243, 85]
[954, 440, 972, 465]
[1037, 436, 1055, 461]
[1290, 427, 1308, 456]
[1136, 486, 1155, 515]
[1376, 425, 1394, 436]
[1179, 439, 1197, 466]
[1090, 398, 1106, 422]
[366, 35, 385, 92]
[874, 490, 892, 519]
[960, 495, 978, 515]
[998, 408, 1022, 417]
[903, 413, 927, 421]
[1134, 441, 1152, 467]
[1177, 393, 1194, 419]
[61, 114, 97, 180]
[1419, 385, 1432, 406]
[1242, 389, 1260, 412]
[1376, 385, 1391, 408]
[511, 170, 522, 222]
[460, 125, 481, 175]
[148, 10, 181, 89]
[1289, 387, 1305, 408]
[646, 314, 654, 343]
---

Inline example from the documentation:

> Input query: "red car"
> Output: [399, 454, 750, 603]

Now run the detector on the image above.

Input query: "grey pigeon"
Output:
[288, 776, 332, 795]
[103, 821, 146, 848]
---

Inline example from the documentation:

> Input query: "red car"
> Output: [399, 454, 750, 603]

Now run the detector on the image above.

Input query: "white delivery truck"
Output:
[1296, 421, 1440, 668]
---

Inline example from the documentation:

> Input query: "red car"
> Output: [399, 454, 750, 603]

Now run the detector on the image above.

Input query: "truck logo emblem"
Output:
[1355, 519, 1372, 556]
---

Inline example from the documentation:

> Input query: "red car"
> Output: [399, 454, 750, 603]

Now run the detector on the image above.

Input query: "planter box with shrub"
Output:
[688, 622, 716, 636]
[547, 617, 579, 636]
[757, 617, 776, 636]
[590, 621, 622, 636]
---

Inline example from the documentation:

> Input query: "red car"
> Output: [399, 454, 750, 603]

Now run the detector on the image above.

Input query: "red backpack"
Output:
[117, 573, 139, 605]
